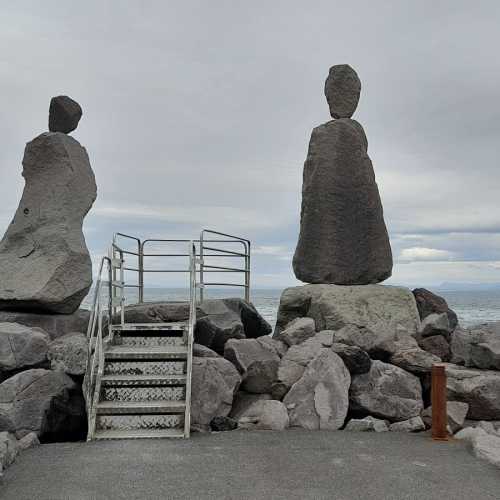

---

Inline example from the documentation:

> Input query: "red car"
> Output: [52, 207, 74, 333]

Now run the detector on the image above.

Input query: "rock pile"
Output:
[293, 64, 392, 285]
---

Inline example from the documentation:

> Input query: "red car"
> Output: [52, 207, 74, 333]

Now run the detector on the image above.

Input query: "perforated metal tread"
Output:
[101, 374, 187, 386]
[111, 322, 187, 331]
[94, 429, 185, 440]
[96, 400, 186, 414]
[105, 345, 188, 360]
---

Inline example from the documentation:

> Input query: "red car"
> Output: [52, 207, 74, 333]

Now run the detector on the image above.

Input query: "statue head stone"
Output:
[49, 95, 82, 134]
[324, 64, 361, 119]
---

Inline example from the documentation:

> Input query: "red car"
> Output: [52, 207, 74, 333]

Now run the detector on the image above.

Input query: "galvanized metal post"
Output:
[431, 364, 448, 441]
[138, 241, 144, 303]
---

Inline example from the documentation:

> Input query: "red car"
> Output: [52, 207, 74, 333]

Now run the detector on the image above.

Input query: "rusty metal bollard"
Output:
[431, 364, 448, 441]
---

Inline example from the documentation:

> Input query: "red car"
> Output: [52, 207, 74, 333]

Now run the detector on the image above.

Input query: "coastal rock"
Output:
[122, 299, 271, 354]
[48, 96, 82, 133]
[451, 323, 500, 370]
[224, 338, 280, 394]
[0, 432, 19, 472]
[274, 284, 420, 340]
[421, 401, 469, 433]
[418, 312, 453, 340]
[324, 64, 361, 119]
[345, 416, 388, 432]
[193, 344, 220, 358]
[0, 309, 90, 340]
[418, 335, 451, 362]
[455, 427, 500, 469]
[331, 343, 371, 374]
[389, 416, 425, 432]
[284, 350, 350, 430]
[412, 288, 458, 330]
[390, 348, 441, 375]
[229, 392, 272, 420]
[292, 117, 392, 285]
[47, 332, 88, 375]
[277, 317, 315, 346]
[0, 323, 50, 372]
[445, 363, 500, 420]
[0, 132, 96, 313]
[349, 360, 423, 422]
[209, 416, 238, 432]
[236, 400, 289, 431]
[18, 431, 40, 450]
[190, 357, 240, 430]
[255, 336, 288, 358]
[0, 368, 85, 439]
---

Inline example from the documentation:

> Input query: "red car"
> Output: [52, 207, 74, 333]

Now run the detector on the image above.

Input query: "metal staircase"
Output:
[84, 230, 250, 440]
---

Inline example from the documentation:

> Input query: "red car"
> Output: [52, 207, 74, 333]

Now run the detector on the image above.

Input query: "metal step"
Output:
[96, 400, 186, 415]
[94, 429, 185, 440]
[101, 385, 185, 402]
[103, 360, 186, 377]
[96, 413, 183, 431]
[116, 335, 184, 348]
[111, 323, 187, 332]
[105, 346, 188, 360]
[101, 374, 187, 386]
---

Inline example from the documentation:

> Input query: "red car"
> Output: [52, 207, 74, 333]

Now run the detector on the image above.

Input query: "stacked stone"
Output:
[0, 97, 95, 457]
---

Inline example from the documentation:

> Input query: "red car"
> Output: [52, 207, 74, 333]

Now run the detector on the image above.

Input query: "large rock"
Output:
[418, 313, 453, 340]
[49, 96, 82, 133]
[345, 416, 388, 432]
[418, 335, 451, 362]
[412, 288, 458, 330]
[122, 298, 271, 355]
[0, 132, 96, 313]
[324, 64, 361, 119]
[389, 416, 425, 432]
[0, 431, 19, 473]
[421, 401, 469, 433]
[455, 427, 500, 469]
[331, 343, 371, 375]
[283, 349, 350, 430]
[224, 338, 280, 394]
[47, 332, 88, 375]
[236, 400, 289, 431]
[0, 323, 50, 372]
[451, 323, 500, 370]
[389, 348, 441, 375]
[0, 368, 85, 439]
[229, 392, 273, 420]
[292, 116, 392, 285]
[0, 309, 90, 340]
[276, 317, 315, 346]
[190, 357, 240, 430]
[349, 360, 423, 422]
[274, 285, 420, 341]
[445, 363, 500, 420]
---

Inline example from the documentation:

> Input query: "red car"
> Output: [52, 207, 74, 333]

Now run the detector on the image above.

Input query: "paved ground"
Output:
[0, 430, 498, 500]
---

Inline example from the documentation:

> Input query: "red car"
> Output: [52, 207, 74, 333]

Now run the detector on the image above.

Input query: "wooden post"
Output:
[431, 364, 448, 441]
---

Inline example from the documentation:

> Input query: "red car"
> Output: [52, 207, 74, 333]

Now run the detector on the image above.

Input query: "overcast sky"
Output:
[1, 1, 500, 290]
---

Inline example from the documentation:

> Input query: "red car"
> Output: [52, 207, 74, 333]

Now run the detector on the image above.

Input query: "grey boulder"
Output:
[419, 312, 453, 340]
[324, 64, 361, 119]
[284, 349, 350, 430]
[0, 431, 19, 473]
[47, 332, 88, 375]
[0, 322, 50, 372]
[292, 117, 392, 285]
[193, 344, 220, 358]
[229, 392, 273, 420]
[412, 288, 458, 330]
[0, 368, 85, 439]
[48, 96, 82, 133]
[276, 317, 315, 346]
[418, 335, 451, 362]
[389, 348, 441, 375]
[421, 401, 469, 433]
[331, 343, 371, 375]
[0, 132, 96, 313]
[224, 338, 280, 394]
[349, 360, 423, 422]
[190, 357, 240, 430]
[236, 400, 289, 431]
[445, 363, 500, 420]
[345, 416, 388, 432]
[389, 416, 425, 432]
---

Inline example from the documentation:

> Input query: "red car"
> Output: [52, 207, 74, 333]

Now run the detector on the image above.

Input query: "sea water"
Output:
[82, 287, 500, 331]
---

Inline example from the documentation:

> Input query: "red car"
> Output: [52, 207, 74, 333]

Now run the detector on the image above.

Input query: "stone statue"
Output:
[293, 65, 392, 285]
[0, 96, 96, 313]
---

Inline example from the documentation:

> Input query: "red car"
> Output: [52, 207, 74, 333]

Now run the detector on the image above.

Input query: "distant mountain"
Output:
[435, 282, 500, 292]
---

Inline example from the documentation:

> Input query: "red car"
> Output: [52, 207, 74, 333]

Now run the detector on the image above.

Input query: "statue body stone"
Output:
[0, 107, 96, 313]
[293, 65, 392, 285]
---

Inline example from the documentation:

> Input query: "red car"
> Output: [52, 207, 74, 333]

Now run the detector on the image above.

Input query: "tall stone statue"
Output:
[293, 65, 392, 285]
[0, 96, 96, 313]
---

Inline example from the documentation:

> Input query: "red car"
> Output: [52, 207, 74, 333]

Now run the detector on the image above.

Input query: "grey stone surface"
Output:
[445, 363, 500, 420]
[193, 343, 220, 358]
[412, 288, 458, 330]
[331, 343, 371, 374]
[389, 347, 441, 375]
[276, 317, 315, 346]
[324, 64, 361, 119]
[224, 338, 280, 394]
[418, 334, 451, 361]
[0, 322, 50, 372]
[0, 309, 90, 340]
[0, 132, 96, 313]
[389, 416, 425, 432]
[421, 401, 469, 433]
[0, 368, 85, 439]
[48, 96, 82, 133]
[349, 360, 423, 422]
[284, 349, 350, 430]
[419, 312, 453, 340]
[190, 357, 240, 430]
[17, 431, 40, 450]
[122, 299, 271, 354]
[455, 426, 500, 469]
[292, 117, 392, 285]
[0, 431, 19, 473]
[47, 332, 88, 375]
[255, 336, 288, 358]
[345, 416, 388, 432]
[229, 392, 272, 420]
[236, 400, 289, 431]
[274, 284, 420, 341]
[209, 416, 238, 432]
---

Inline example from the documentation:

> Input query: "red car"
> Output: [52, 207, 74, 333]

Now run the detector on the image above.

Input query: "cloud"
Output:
[399, 247, 455, 262]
